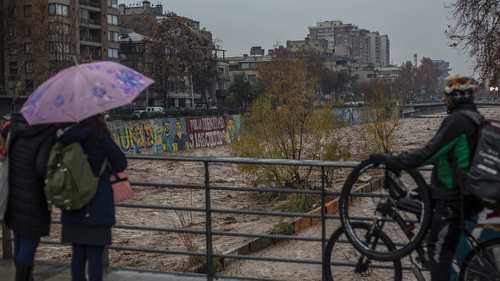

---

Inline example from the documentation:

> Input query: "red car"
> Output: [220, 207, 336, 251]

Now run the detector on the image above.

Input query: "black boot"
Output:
[15, 264, 33, 281]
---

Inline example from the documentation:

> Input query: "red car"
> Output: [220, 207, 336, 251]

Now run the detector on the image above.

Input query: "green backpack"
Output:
[45, 142, 106, 211]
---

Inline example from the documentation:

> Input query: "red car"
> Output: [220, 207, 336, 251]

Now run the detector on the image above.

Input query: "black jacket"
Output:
[389, 104, 480, 199]
[5, 117, 56, 239]
[59, 125, 127, 227]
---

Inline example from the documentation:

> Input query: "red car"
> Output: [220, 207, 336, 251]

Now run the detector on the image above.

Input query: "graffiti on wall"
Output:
[108, 115, 241, 154]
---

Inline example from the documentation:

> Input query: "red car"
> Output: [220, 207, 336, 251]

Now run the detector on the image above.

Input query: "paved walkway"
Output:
[0, 261, 242, 281]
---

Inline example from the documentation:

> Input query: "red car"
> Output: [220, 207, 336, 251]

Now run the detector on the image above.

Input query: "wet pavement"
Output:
[0, 261, 242, 281]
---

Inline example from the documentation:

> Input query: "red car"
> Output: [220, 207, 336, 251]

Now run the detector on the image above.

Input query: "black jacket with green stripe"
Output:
[391, 104, 480, 200]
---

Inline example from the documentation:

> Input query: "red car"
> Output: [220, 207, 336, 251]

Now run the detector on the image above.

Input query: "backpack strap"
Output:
[98, 159, 109, 177]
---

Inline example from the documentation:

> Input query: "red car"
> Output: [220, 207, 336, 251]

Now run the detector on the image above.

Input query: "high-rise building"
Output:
[380, 35, 390, 67]
[352, 29, 370, 65]
[307, 20, 389, 66]
[286, 38, 329, 53]
[0, 0, 120, 96]
[308, 21, 342, 51]
[369, 32, 390, 67]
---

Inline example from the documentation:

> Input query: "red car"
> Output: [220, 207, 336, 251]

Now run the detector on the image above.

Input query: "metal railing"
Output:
[1, 156, 400, 281]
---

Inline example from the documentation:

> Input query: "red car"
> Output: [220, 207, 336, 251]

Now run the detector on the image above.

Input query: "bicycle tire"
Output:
[459, 237, 500, 281]
[324, 222, 403, 281]
[339, 159, 433, 261]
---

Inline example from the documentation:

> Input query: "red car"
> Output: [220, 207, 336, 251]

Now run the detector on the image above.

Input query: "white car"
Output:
[145, 107, 164, 113]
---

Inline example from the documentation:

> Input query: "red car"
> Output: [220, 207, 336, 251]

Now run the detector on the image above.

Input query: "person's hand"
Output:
[370, 153, 401, 172]
[369, 153, 389, 165]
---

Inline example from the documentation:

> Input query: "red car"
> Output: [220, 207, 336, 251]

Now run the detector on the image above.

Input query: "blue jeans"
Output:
[14, 234, 40, 267]
[71, 244, 105, 281]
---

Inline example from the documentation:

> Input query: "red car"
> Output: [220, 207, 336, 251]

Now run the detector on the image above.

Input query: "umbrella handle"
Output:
[72, 56, 79, 66]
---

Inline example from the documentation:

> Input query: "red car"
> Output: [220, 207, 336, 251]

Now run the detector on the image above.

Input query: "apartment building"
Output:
[369, 32, 390, 67]
[306, 20, 390, 67]
[286, 38, 329, 53]
[308, 20, 342, 51]
[118, 1, 221, 109]
[1, 0, 120, 96]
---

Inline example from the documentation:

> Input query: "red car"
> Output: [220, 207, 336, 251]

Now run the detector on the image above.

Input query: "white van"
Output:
[146, 107, 164, 113]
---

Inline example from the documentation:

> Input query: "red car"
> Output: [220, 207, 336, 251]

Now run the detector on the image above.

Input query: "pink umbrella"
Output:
[21, 61, 154, 125]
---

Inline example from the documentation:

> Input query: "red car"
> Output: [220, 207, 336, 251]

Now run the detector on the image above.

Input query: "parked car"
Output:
[133, 110, 146, 118]
[146, 107, 164, 113]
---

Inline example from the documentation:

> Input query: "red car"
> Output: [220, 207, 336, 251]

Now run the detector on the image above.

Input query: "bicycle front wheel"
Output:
[339, 159, 433, 261]
[324, 222, 403, 281]
[460, 238, 500, 281]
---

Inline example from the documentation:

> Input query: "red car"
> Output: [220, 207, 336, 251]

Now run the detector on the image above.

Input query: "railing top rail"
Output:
[126, 155, 434, 171]
[127, 155, 361, 167]
[402, 102, 500, 108]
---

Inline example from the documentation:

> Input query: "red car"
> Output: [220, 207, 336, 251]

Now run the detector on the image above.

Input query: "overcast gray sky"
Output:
[123, 0, 474, 75]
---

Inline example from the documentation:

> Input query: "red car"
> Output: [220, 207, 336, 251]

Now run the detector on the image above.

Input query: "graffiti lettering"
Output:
[108, 115, 240, 154]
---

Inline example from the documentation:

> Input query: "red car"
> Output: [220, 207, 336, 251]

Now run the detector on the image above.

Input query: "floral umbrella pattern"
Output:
[21, 61, 154, 125]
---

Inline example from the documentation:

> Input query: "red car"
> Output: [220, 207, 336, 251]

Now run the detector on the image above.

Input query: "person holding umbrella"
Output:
[19, 61, 153, 281]
[1, 113, 56, 281]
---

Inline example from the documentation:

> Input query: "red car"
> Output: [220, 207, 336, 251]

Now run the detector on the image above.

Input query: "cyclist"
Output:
[371, 76, 483, 281]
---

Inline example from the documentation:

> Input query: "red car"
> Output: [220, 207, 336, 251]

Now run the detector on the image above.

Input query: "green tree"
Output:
[225, 74, 261, 112]
[234, 50, 348, 188]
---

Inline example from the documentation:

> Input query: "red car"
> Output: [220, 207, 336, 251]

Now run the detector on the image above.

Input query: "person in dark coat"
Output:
[2, 114, 56, 281]
[57, 115, 127, 281]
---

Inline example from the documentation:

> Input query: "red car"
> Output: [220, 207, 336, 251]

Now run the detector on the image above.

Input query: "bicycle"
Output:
[336, 159, 500, 281]
[324, 222, 403, 281]
[339, 158, 433, 261]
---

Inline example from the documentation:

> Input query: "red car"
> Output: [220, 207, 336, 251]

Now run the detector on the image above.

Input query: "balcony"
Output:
[80, 0, 101, 10]
[80, 17, 101, 29]
[80, 27, 101, 45]
[80, 46, 102, 61]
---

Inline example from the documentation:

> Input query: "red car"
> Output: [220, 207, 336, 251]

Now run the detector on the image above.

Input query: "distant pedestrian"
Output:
[58, 115, 127, 281]
[1, 113, 56, 281]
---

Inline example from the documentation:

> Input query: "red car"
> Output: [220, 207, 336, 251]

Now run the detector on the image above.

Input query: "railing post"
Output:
[320, 167, 327, 281]
[2, 222, 13, 260]
[204, 161, 214, 281]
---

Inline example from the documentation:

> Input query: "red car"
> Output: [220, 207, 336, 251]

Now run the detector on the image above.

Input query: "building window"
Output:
[179, 98, 186, 108]
[8, 47, 17, 56]
[108, 31, 119, 42]
[9, 62, 18, 76]
[107, 48, 119, 59]
[247, 74, 257, 84]
[24, 5, 32, 17]
[25, 42, 32, 54]
[108, 0, 118, 8]
[48, 3, 69, 16]
[107, 15, 118, 25]
[8, 25, 15, 40]
[25, 62, 33, 74]
[25, 80, 34, 91]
